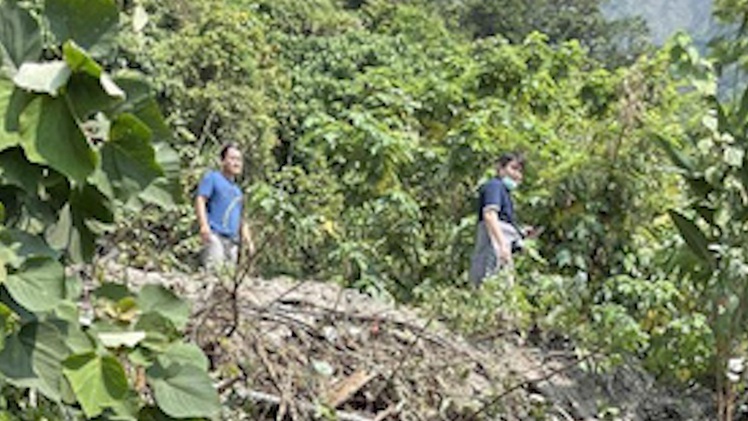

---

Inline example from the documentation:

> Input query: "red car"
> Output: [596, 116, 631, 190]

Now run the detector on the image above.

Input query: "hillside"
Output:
[604, 0, 720, 46]
[97, 262, 713, 420]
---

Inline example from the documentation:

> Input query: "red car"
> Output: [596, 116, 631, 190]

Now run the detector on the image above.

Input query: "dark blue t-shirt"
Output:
[477, 177, 514, 224]
[197, 170, 243, 240]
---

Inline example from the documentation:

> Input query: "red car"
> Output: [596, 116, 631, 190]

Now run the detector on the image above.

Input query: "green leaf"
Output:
[0, 0, 41, 77]
[62, 352, 128, 418]
[66, 73, 120, 121]
[94, 283, 134, 302]
[0, 302, 12, 348]
[724, 146, 744, 167]
[0, 147, 42, 192]
[0, 321, 71, 401]
[46, 314, 95, 354]
[0, 79, 41, 161]
[102, 113, 162, 198]
[110, 75, 170, 142]
[136, 285, 189, 330]
[161, 342, 209, 372]
[128, 143, 182, 210]
[33, 95, 96, 181]
[135, 313, 179, 350]
[97, 331, 146, 348]
[4, 256, 64, 312]
[654, 135, 694, 173]
[44, 0, 119, 57]
[12, 61, 70, 96]
[147, 361, 220, 419]
[62, 41, 102, 77]
[669, 210, 713, 264]
[63, 41, 124, 101]
[47, 184, 112, 263]
[0, 228, 60, 268]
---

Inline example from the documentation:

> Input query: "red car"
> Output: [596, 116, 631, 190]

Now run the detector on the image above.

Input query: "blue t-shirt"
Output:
[197, 170, 243, 240]
[477, 177, 514, 224]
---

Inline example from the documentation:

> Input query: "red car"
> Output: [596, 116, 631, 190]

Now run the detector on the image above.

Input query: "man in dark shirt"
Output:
[469, 152, 526, 285]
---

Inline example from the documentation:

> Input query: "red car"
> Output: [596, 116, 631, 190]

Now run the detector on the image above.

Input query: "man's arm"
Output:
[195, 195, 212, 244]
[483, 208, 512, 264]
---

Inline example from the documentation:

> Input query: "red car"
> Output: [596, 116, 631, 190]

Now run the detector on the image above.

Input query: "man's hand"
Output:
[523, 225, 544, 239]
[199, 226, 212, 245]
[241, 222, 255, 257]
[496, 243, 512, 265]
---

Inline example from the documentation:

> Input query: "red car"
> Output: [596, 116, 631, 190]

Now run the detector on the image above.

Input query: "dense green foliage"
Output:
[0, 0, 218, 419]
[4, 0, 748, 419]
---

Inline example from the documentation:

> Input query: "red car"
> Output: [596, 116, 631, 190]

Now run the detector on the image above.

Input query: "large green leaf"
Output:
[44, 0, 118, 57]
[136, 285, 189, 330]
[146, 361, 220, 419]
[62, 41, 124, 120]
[0, 321, 71, 401]
[62, 352, 128, 418]
[3, 89, 96, 182]
[33, 95, 96, 181]
[669, 210, 713, 265]
[3, 256, 64, 312]
[101, 113, 162, 198]
[0, 0, 41, 77]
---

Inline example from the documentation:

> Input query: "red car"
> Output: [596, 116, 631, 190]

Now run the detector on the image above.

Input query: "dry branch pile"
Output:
[100, 263, 712, 421]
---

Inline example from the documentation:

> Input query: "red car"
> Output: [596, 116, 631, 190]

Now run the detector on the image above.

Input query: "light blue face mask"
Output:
[501, 176, 518, 191]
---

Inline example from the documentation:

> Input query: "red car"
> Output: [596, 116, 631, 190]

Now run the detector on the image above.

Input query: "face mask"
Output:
[501, 176, 518, 191]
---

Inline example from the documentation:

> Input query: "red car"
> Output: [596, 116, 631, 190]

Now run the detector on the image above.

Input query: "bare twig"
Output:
[245, 389, 374, 421]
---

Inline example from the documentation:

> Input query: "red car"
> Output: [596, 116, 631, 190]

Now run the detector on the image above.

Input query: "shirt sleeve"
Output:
[197, 172, 214, 198]
[482, 182, 503, 214]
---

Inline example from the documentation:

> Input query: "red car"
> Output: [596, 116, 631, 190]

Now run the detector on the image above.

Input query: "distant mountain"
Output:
[603, 0, 720, 48]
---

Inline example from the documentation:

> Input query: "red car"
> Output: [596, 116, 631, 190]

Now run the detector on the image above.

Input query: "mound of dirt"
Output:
[98, 262, 712, 421]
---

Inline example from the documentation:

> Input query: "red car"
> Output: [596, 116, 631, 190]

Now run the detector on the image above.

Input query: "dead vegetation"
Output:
[100, 261, 711, 421]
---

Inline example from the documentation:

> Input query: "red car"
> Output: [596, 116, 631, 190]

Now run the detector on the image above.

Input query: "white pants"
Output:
[201, 232, 238, 272]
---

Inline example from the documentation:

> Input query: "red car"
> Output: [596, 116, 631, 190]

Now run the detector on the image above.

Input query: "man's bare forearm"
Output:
[195, 196, 210, 233]
[483, 209, 506, 250]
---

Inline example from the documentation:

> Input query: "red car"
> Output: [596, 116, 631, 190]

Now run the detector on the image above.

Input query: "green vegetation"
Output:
[2, 0, 748, 419]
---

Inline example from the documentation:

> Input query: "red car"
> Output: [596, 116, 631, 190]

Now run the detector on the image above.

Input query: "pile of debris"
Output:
[101, 262, 712, 421]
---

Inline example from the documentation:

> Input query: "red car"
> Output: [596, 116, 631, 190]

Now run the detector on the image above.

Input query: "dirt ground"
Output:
[100, 262, 712, 421]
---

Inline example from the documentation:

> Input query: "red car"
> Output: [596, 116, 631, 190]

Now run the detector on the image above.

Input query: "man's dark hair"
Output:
[497, 152, 525, 170]
[219, 143, 240, 160]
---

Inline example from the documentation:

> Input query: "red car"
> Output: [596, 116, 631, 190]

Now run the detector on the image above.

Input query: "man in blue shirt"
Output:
[195, 144, 254, 271]
[469, 152, 528, 285]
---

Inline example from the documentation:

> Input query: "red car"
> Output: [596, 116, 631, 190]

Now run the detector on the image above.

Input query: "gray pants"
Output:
[469, 221, 522, 286]
[201, 232, 239, 272]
